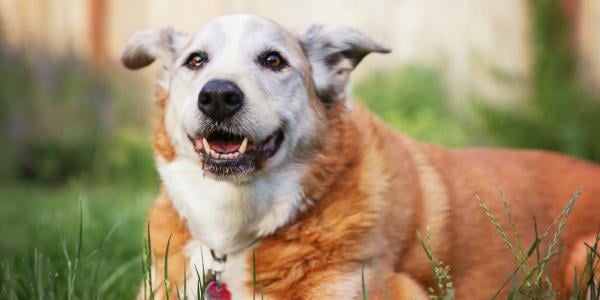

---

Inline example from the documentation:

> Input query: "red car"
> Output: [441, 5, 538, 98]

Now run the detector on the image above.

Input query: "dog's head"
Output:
[122, 15, 389, 182]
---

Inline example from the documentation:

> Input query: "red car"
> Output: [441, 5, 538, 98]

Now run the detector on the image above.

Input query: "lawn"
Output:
[0, 182, 157, 299]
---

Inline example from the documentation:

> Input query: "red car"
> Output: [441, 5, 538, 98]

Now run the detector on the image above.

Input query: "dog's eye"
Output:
[259, 51, 287, 71]
[184, 52, 209, 70]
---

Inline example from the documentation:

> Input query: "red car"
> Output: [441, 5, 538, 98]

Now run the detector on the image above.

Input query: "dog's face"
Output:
[122, 15, 389, 182]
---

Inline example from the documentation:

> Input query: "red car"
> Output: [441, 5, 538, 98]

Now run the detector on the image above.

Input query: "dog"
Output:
[122, 14, 600, 299]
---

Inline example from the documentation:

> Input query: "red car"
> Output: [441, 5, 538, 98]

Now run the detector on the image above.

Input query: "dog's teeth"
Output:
[202, 138, 211, 154]
[210, 149, 219, 158]
[239, 138, 248, 154]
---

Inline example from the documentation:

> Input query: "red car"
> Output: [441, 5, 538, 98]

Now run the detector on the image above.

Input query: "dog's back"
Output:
[365, 106, 600, 297]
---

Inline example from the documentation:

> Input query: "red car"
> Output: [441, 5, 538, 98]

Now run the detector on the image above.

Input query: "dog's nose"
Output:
[198, 80, 244, 121]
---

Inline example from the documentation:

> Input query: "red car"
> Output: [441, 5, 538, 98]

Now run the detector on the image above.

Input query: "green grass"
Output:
[572, 234, 600, 299]
[0, 182, 156, 299]
[477, 189, 600, 300]
[409, 189, 598, 300]
[417, 227, 454, 300]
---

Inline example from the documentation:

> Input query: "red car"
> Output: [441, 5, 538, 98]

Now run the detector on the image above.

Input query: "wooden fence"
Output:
[0, 0, 598, 105]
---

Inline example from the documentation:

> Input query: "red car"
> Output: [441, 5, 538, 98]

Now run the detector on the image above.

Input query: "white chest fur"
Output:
[157, 157, 306, 298]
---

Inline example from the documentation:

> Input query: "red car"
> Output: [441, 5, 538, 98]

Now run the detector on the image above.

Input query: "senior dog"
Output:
[122, 14, 600, 299]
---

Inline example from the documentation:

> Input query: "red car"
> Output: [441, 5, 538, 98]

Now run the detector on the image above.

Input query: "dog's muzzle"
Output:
[188, 128, 284, 180]
[189, 80, 284, 179]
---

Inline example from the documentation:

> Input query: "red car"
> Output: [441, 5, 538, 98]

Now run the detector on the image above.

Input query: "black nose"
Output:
[198, 79, 244, 121]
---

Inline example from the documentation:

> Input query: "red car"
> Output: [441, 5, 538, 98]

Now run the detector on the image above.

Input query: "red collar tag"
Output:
[205, 281, 232, 300]
[205, 250, 231, 300]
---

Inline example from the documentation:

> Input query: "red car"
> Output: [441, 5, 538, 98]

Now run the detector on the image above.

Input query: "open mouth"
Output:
[189, 129, 284, 178]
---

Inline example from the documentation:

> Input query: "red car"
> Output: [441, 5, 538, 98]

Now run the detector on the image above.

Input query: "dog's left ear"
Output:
[121, 27, 189, 70]
[300, 24, 391, 104]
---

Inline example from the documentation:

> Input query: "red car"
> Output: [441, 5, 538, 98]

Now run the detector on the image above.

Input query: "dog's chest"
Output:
[184, 240, 255, 299]
[157, 157, 307, 296]
[159, 160, 258, 253]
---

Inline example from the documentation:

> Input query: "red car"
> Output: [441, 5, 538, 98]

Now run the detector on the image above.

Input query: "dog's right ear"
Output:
[121, 27, 189, 70]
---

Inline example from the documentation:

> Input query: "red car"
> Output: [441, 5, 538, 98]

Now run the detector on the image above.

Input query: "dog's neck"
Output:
[301, 101, 359, 202]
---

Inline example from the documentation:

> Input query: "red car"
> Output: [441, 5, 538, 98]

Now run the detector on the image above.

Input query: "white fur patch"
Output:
[158, 156, 306, 254]
[158, 156, 306, 299]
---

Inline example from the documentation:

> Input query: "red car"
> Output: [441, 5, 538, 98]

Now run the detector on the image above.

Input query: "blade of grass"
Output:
[97, 256, 139, 296]
[194, 265, 203, 300]
[164, 234, 172, 300]
[182, 264, 187, 300]
[500, 188, 527, 272]
[67, 199, 84, 300]
[361, 264, 367, 300]
[144, 222, 155, 300]
[533, 189, 580, 285]
[477, 195, 522, 267]
[92, 222, 120, 300]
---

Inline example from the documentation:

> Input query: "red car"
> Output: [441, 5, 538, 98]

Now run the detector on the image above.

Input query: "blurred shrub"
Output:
[93, 128, 156, 184]
[353, 65, 472, 147]
[355, 1, 600, 165]
[477, 0, 600, 163]
[0, 38, 156, 184]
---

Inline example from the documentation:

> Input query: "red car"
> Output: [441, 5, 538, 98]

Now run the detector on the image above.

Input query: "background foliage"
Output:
[0, 41, 156, 184]
[477, 0, 600, 162]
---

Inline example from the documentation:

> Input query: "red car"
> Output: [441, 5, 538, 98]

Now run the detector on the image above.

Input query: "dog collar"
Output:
[205, 249, 231, 300]
[204, 236, 261, 299]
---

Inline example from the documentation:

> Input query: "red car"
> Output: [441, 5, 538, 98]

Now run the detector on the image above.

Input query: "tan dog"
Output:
[122, 15, 600, 299]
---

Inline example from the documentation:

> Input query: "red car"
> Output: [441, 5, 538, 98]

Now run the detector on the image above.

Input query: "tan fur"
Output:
[141, 188, 190, 299]
[153, 88, 176, 162]
[145, 95, 600, 299]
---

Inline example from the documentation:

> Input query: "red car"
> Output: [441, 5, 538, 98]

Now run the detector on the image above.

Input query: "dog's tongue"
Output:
[209, 140, 241, 153]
